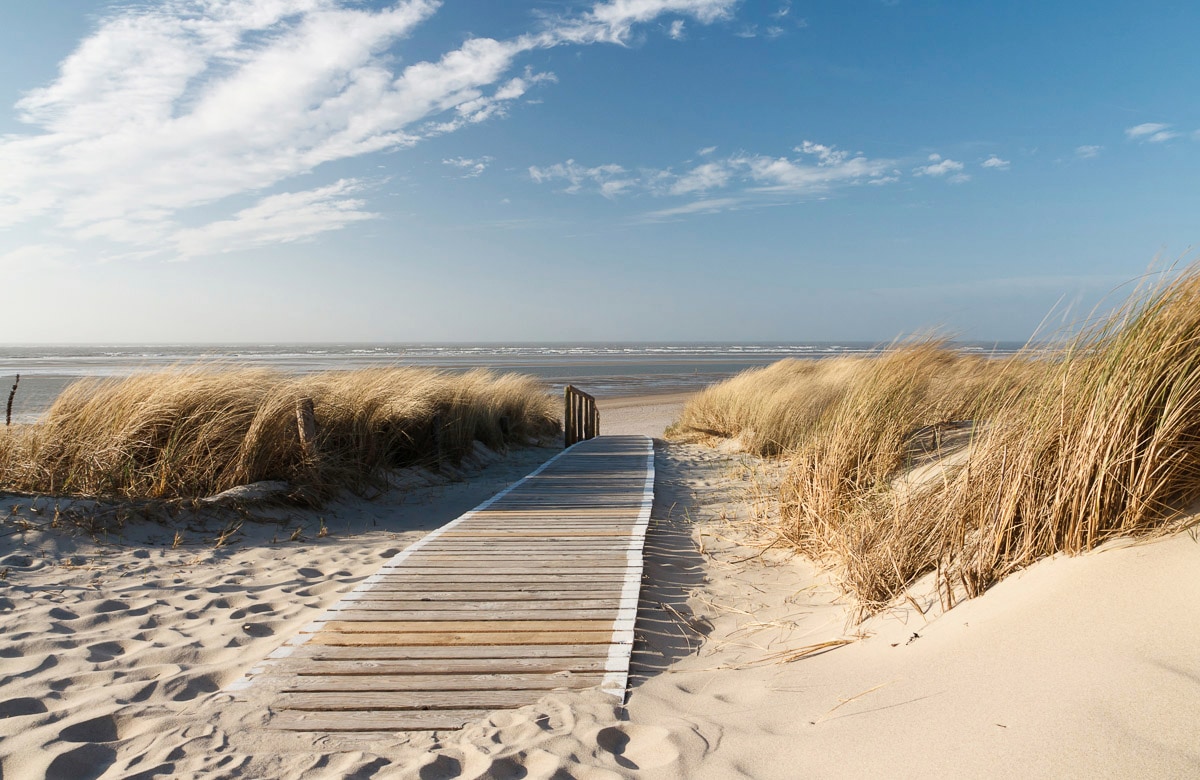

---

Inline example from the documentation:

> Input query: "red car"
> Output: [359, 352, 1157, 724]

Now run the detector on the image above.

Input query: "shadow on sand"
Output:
[627, 441, 712, 689]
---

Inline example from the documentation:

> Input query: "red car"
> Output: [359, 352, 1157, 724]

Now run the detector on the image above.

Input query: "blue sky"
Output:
[0, 0, 1196, 343]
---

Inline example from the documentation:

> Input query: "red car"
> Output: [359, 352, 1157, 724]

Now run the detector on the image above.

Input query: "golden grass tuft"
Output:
[0, 367, 558, 502]
[926, 266, 1200, 601]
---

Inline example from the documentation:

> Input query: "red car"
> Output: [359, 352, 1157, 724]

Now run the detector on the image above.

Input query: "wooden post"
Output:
[296, 398, 317, 458]
[564, 386, 573, 447]
[5, 374, 17, 427]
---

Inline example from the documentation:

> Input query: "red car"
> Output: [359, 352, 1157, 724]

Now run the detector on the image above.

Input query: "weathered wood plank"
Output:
[283, 690, 540, 710]
[307, 630, 616, 646]
[337, 593, 624, 603]
[361, 582, 624, 592]
[281, 643, 611, 661]
[314, 619, 612, 634]
[286, 658, 610, 675]
[329, 598, 622, 610]
[326, 609, 618, 621]
[282, 672, 603, 692]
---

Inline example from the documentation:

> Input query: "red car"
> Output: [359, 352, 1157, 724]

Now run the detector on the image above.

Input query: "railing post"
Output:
[564, 385, 600, 446]
[564, 386, 574, 447]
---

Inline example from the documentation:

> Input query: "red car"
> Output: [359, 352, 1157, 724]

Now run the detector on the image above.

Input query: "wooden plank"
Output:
[282, 672, 604, 692]
[286, 658, 609, 675]
[327, 609, 618, 621]
[283, 690, 539, 710]
[282, 644, 611, 661]
[372, 568, 633, 573]
[439, 528, 628, 535]
[307, 630, 616, 646]
[330, 599, 621, 610]
[315, 619, 612, 634]
[336, 593, 624, 603]
[361, 582, 624, 592]
[272, 709, 490, 732]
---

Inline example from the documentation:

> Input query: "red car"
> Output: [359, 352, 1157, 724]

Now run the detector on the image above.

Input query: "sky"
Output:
[0, 0, 1197, 344]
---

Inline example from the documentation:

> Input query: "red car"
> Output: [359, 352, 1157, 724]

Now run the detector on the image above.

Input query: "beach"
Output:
[1, 390, 1197, 778]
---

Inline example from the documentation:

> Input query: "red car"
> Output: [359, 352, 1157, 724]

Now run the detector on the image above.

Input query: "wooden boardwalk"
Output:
[231, 435, 654, 732]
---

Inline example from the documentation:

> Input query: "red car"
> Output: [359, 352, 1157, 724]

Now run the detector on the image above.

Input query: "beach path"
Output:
[233, 434, 654, 732]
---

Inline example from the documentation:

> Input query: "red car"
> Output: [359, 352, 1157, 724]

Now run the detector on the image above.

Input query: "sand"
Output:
[1, 393, 1198, 778]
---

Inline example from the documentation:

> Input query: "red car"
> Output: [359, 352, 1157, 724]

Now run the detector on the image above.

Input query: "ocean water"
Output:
[0, 342, 1023, 424]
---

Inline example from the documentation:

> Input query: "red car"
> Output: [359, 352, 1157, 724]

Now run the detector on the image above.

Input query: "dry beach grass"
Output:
[0, 367, 559, 504]
[671, 265, 1200, 614]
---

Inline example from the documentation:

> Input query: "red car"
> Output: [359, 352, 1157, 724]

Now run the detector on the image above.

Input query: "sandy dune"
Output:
[1, 396, 1197, 778]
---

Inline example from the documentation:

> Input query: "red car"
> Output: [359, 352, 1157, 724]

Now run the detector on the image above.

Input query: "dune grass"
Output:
[0, 367, 559, 502]
[924, 267, 1200, 602]
[672, 265, 1200, 613]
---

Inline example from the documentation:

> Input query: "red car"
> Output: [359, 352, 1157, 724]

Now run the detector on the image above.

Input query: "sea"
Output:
[0, 342, 1024, 424]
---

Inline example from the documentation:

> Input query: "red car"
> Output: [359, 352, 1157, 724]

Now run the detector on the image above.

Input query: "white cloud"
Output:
[913, 153, 968, 181]
[1075, 145, 1102, 159]
[772, 1, 792, 18]
[0, 0, 740, 258]
[765, 26, 785, 38]
[531, 141, 899, 203]
[171, 179, 376, 258]
[1126, 122, 1178, 143]
[669, 162, 730, 194]
[443, 156, 494, 177]
[640, 197, 742, 221]
[697, 145, 717, 156]
[734, 142, 895, 191]
[528, 160, 637, 198]
[981, 155, 1010, 170]
[668, 19, 686, 39]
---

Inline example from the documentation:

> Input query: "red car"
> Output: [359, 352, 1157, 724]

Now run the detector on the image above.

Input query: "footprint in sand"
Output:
[595, 724, 680, 770]
[60, 714, 120, 743]
[0, 696, 48, 718]
[418, 754, 461, 780]
[86, 641, 127, 663]
[45, 743, 116, 780]
[229, 602, 273, 619]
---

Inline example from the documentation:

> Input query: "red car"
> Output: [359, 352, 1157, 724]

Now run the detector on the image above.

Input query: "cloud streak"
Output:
[1126, 122, 1178, 143]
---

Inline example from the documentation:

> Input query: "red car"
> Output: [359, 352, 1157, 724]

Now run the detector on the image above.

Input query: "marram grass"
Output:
[672, 265, 1200, 613]
[0, 367, 559, 502]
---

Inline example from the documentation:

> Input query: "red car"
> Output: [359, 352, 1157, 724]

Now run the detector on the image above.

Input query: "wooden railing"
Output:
[564, 385, 599, 447]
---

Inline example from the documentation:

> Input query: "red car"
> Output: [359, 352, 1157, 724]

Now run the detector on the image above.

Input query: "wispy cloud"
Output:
[667, 19, 686, 39]
[0, 0, 740, 259]
[669, 162, 731, 194]
[981, 155, 1010, 170]
[640, 197, 742, 221]
[171, 179, 377, 258]
[1126, 122, 1178, 143]
[528, 160, 638, 198]
[1075, 145, 1103, 159]
[532, 140, 903, 217]
[913, 153, 968, 182]
[443, 156, 494, 177]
